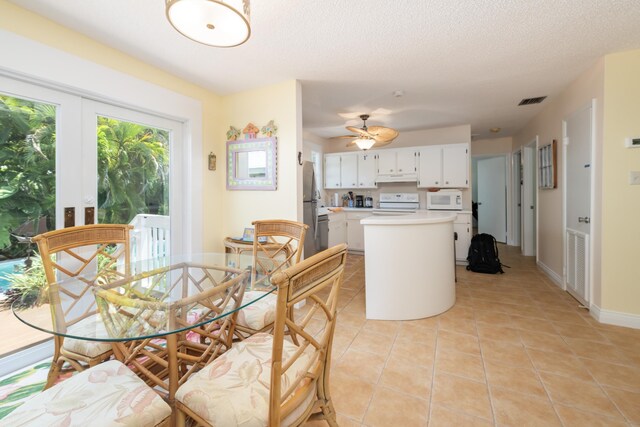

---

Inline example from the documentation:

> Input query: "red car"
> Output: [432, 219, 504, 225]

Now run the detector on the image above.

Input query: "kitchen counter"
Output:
[362, 210, 456, 320]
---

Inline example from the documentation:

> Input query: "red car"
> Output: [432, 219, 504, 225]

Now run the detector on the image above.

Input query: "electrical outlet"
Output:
[630, 171, 640, 185]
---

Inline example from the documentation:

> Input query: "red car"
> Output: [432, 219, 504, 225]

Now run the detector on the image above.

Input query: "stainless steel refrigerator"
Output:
[302, 161, 327, 258]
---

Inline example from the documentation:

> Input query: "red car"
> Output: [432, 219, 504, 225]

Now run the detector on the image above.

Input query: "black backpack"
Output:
[466, 233, 505, 274]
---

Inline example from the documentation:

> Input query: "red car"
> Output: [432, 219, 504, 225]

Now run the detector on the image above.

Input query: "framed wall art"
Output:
[226, 137, 277, 190]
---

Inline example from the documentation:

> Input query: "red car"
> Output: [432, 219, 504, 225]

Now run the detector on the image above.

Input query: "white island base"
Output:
[362, 211, 456, 320]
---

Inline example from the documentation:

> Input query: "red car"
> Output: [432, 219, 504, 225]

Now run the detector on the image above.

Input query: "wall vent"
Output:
[518, 96, 547, 106]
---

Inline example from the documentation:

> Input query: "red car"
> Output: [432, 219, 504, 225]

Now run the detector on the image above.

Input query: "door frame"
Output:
[562, 99, 596, 303]
[473, 154, 509, 243]
[511, 150, 522, 246]
[522, 137, 538, 258]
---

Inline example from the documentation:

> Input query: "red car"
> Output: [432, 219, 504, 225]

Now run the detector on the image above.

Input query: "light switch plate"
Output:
[630, 171, 640, 185]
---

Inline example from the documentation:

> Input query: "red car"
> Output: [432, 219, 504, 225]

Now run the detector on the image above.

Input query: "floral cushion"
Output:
[176, 333, 316, 427]
[236, 291, 277, 330]
[63, 314, 112, 358]
[0, 360, 171, 427]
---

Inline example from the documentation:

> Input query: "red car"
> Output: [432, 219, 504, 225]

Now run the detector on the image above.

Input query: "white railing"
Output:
[129, 214, 170, 263]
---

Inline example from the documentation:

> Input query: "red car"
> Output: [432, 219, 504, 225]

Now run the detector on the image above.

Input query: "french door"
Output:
[0, 76, 183, 361]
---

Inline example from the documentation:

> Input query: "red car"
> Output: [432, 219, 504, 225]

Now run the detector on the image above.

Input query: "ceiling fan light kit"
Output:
[165, 0, 251, 47]
[354, 137, 376, 150]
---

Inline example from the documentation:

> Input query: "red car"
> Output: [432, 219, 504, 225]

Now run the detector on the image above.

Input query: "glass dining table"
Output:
[12, 252, 276, 417]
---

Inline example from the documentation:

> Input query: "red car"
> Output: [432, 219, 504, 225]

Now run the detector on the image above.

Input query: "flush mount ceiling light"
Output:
[490, 127, 501, 133]
[165, 0, 251, 47]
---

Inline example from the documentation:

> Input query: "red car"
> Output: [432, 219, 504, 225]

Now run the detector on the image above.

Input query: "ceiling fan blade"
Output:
[336, 134, 358, 139]
[371, 140, 394, 148]
[368, 126, 399, 142]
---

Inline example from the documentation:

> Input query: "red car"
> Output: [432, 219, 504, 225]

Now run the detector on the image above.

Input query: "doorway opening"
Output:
[472, 155, 508, 243]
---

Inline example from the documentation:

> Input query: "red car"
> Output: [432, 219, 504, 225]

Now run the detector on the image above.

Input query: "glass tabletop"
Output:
[12, 252, 276, 342]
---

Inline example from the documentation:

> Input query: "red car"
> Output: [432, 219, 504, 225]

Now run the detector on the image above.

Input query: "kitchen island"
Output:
[361, 211, 457, 320]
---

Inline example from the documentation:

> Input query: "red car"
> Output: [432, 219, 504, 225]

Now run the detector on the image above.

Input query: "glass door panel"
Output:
[82, 100, 183, 263]
[0, 79, 78, 360]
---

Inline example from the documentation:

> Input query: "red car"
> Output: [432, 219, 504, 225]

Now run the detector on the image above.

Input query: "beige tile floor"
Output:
[306, 245, 640, 427]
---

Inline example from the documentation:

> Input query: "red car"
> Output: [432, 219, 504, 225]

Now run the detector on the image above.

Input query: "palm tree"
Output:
[96, 117, 169, 224]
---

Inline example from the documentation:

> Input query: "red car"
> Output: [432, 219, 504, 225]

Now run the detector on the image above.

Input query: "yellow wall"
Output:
[514, 59, 604, 299]
[0, 0, 227, 251]
[219, 80, 301, 244]
[601, 50, 640, 314]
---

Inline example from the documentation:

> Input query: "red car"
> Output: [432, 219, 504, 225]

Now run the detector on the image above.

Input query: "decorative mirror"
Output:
[227, 137, 277, 190]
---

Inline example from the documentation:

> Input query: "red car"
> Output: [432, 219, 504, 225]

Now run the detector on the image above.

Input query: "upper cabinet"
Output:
[324, 152, 369, 189]
[376, 148, 418, 183]
[357, 152, 377, 188]
[324, 143, 469, 189]
[442, 143, 469, 187]
[418, 143, 469, 188]
[324, 154, 342, 189]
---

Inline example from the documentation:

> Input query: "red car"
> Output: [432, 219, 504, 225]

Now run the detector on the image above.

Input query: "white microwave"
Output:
[426, 190, 462, 210]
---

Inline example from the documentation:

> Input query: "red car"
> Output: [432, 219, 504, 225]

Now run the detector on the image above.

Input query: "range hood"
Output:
[375, 172, 418, 183]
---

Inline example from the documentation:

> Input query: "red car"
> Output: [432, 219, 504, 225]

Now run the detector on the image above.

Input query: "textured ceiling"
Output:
[9, 0, 640, 140]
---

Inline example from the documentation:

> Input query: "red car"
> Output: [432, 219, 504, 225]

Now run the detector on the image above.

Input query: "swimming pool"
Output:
[0, 259, 26, 293]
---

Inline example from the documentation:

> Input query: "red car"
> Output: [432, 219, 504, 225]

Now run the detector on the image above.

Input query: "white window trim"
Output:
[0, 29, 203, 252]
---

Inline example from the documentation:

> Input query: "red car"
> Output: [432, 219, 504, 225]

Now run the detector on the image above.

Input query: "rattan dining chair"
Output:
[175, 243, 347, 427]
[234, 219, 308, 341]
[32, 224, 133, 389]
[0, 360, 171, 426]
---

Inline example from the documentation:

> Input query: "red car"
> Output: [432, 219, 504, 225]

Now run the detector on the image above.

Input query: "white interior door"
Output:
[522, 142, 537, 256]
[477, 156, 507, 242]
[512, 151, 522, 246]
[564, 104, 592, 304]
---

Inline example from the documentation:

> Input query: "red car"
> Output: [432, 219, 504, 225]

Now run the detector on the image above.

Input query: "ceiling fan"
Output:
[340, 114, 399, 150]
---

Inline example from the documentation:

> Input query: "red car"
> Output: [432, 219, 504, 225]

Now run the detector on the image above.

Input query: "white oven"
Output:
[426, 190, 462, 210]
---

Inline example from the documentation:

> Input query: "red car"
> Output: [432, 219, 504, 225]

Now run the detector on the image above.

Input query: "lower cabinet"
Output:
[454, 212, 472, 264]
[328, 212, 347, 247]
[346, 211, 370, 252]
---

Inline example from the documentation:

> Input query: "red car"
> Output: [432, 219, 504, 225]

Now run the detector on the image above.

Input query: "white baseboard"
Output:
[0, 339, 53, 378]
[590, 304, 640, 329]
[536, 260, 563, 289]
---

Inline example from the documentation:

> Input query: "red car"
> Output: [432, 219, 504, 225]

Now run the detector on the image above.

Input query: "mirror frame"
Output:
[226, 137, 277, 190]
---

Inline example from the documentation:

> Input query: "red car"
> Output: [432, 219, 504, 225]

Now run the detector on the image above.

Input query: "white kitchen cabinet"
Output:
[357, 152, 377, 188]
[341, 154, 358, 188]
[417, 145, 442, 187]
[346, 211, 370, 252]
[443, 144, 469, 187]
[418, 143, 469, 188]
[376, 148, 418, 182]
[323, 153, 358, 189]
[377, 149, 416, 175]
[324, 155, 341, 189]
[454, 212, 472, 263]
[328, 212, 347, 247]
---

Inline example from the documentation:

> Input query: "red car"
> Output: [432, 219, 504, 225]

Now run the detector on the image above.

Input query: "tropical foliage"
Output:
[0, 96, 56, 257]
[0, 95, 169, 259]
[96, 117, 169, 224]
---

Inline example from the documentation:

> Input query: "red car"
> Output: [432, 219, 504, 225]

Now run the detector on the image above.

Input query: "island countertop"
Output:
[360, 210, 456, 225]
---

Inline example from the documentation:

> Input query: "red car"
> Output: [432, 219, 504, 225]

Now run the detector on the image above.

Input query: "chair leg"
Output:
[44, 336, 64, 390]
[321, 401, 339, 427]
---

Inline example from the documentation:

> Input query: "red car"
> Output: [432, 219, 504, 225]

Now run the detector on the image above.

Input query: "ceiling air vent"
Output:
[518, 96, 547, 106]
